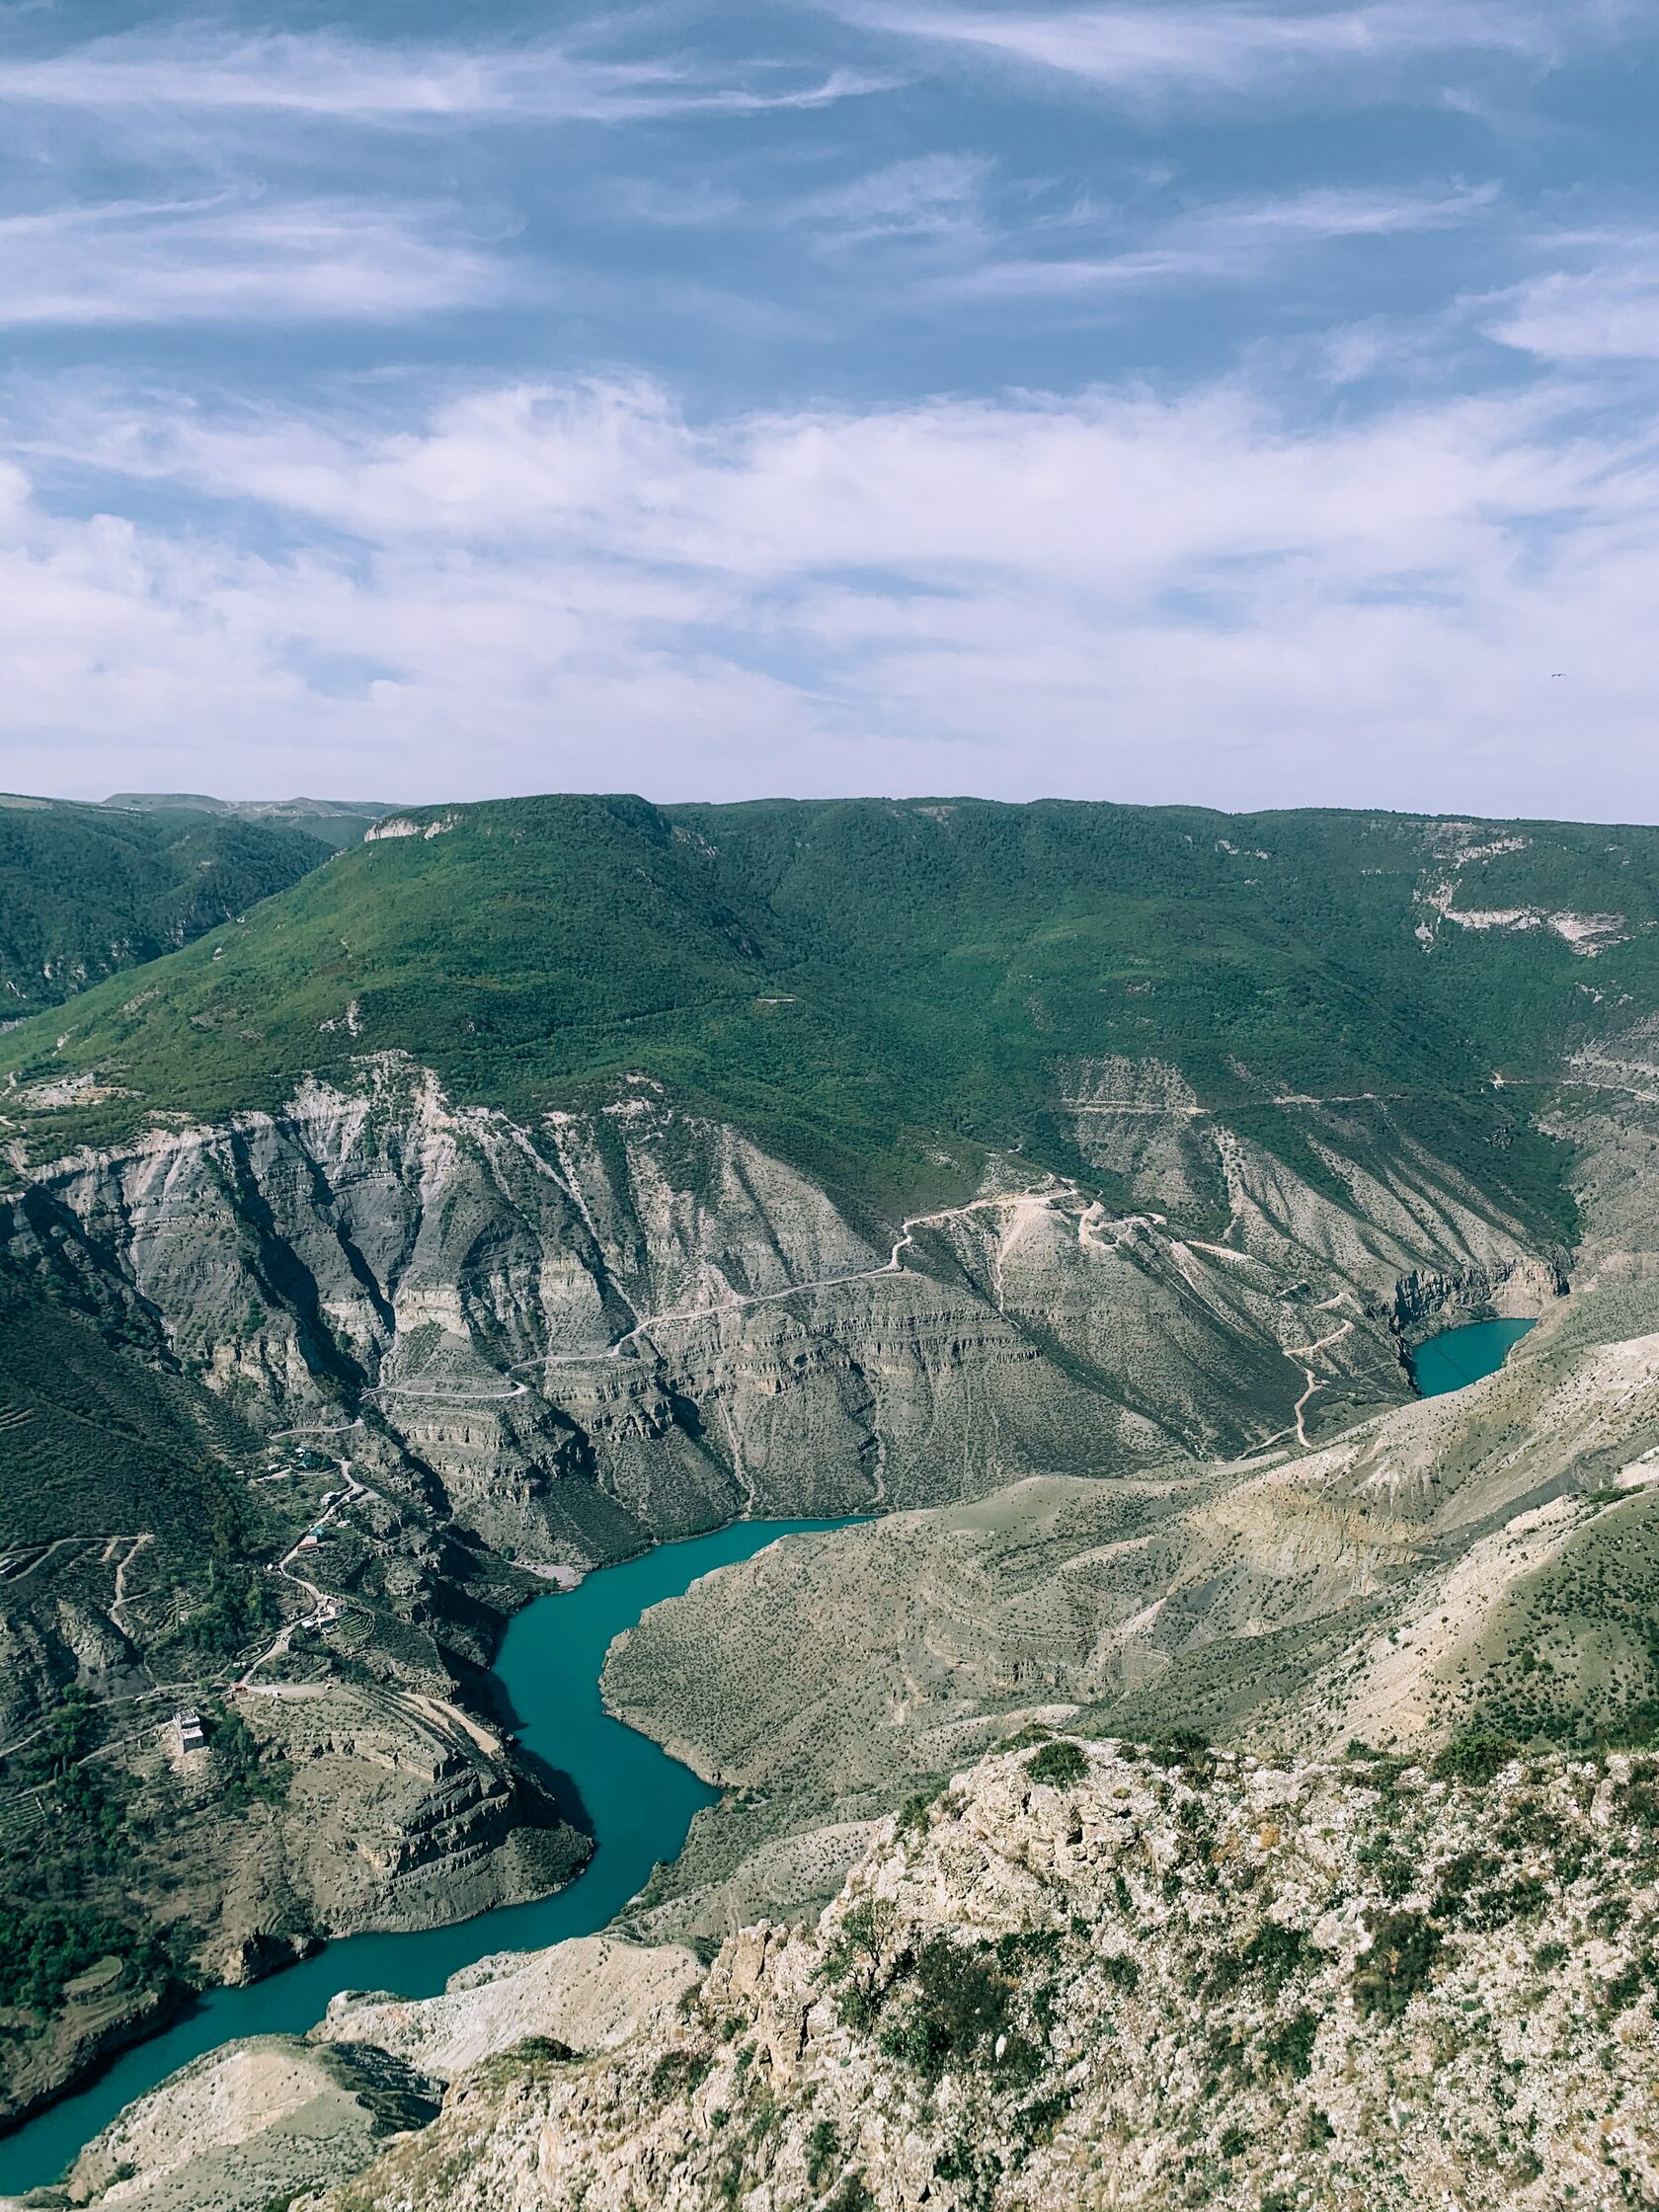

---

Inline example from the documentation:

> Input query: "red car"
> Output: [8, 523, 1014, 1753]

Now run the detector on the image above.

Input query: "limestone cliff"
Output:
[2, 1057, 1557, 1573]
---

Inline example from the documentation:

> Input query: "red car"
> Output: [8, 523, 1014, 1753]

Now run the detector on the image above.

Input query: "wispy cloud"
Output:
[947, 181, 1498, 295]
[0, 28, 892, 125]
[1484, 247, 1659, 362]
[836, 0, 1619, 100]
[796, 154, 991, 243]
[0, 197, 508, 326]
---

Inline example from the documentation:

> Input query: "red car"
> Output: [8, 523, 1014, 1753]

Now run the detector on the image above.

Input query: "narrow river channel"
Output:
[0, 1518, 853, 2196]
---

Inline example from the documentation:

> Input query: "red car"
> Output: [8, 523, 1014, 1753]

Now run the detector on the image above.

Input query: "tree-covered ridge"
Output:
[0, 797, 333, 1019]
[7, 793, 1655, 1229]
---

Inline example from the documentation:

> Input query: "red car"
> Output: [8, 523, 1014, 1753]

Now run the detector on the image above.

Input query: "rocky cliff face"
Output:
[76, 1737, 1657, 2212]
[531, 1089, 1651, 1950]
[1, 1057, 1559, 1570]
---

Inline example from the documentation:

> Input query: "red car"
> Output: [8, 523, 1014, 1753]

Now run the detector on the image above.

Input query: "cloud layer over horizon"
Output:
[3, 0, 1659, 818]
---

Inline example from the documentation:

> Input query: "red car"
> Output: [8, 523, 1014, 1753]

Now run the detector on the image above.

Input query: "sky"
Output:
[3, 0, 1659, 816]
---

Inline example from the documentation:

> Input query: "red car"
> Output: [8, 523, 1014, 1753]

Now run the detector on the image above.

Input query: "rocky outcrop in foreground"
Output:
[62, 1736, 1658, 2212]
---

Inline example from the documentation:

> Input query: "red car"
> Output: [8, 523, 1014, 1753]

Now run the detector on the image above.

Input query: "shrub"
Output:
[1240, 1922, 1313, 1995]
[501, 2034, 576, 2066]
[805, 2119, 839, 2190]
[1261, 2007, 1319, 2079]
[650, 2048, 713, 2098]
[1146, 1729, 1214, 1776]
[821, 1899, 881, 1985]
[1433, 1734, 1520, 1787]
[1025, 1740, 1087, 1787]
[898, 1780, 947, 1835]
[877, 1936, 1041, 2084]
[997, 1722, 1055, 1752]
[1353, 1912, 1442, 2022]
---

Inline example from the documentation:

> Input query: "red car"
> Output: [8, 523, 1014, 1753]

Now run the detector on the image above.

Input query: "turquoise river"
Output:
[1409, 1316, 1535, 1397]
[0, 1518, 852, 2196]
[0, 1318, 1533, 2190]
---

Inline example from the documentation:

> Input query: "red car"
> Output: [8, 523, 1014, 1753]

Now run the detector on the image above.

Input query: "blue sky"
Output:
[3, 1, 1659, 814]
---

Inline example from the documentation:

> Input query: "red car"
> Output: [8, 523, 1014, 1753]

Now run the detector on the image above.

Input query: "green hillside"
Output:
[7, 793, 1653, 1229]
[0, 796, 334, 1019]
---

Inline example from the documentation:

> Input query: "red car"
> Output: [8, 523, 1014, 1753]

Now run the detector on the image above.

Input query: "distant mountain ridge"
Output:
[102, 794, 399, 854]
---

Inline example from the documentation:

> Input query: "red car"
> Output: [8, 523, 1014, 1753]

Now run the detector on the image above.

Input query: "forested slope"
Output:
[0, 797, 332, 1020]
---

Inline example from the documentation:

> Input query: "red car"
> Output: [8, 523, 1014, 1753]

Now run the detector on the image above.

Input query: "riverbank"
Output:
[0, 1519, 854, 2198]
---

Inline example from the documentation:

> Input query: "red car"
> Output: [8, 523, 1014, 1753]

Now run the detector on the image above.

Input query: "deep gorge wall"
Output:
[1, 1058, 1560, 1570]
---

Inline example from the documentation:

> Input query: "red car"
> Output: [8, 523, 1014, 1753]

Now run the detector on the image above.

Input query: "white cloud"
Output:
[838, 0, 1619, 100]
[0, 197, 508, 326]
[1485, 257, 1659, 362]
[947, 181, 1498, 294]
[0, 28, 891, 126]
[6, 368, 1659, 818]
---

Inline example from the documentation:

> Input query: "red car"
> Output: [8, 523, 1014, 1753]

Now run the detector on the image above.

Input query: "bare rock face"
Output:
[314, 1934, 701, 2083]
[62, 2036, 439, 2212]
[292, 1738, 1659, 2212]
[0, 1058, 1559, 1566]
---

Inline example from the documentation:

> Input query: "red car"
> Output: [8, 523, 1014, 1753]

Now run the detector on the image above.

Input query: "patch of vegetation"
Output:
[1353, 1912, 1443, 2022]
[1145, 1728, 1214, 1777]
[650, 2048, 713, 2099]
[1, 796, 1608, 1239]
[823, 2170, 874, 2212]
[0, 797, 330, 1019]
[1240, 1922, 1316, 1996]
[897, 1778, 949, 1835]
[878, 1936, 1039, 2085]
[804, 2119, 840, 2191]
[1025, 1740, 1087, 1787]
[1012, 2088, 1072, 2149]
[208, 1707, 290, 1813]
[1261, 2008, 1320, 2079]
[1433, 1735, 1521, 1788]
[996, 1723, 1054, 1752]
[932, 2141, 1003, 2212]
[993, 1929, 1062, 1969]
[821, 1899, 881, 1985]
[0, 1903, 184, 2016]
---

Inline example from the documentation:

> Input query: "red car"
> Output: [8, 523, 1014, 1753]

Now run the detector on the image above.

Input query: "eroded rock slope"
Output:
[81, 1737, 1657, 2212]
